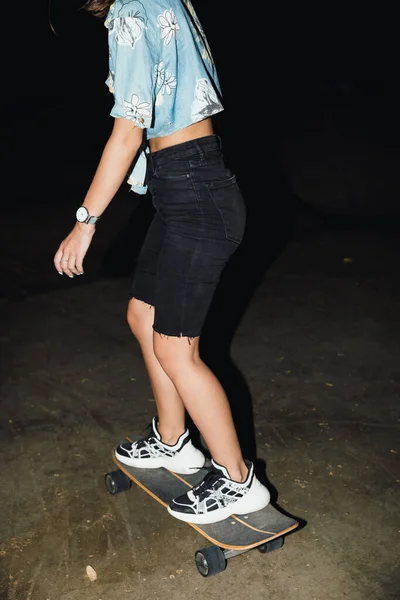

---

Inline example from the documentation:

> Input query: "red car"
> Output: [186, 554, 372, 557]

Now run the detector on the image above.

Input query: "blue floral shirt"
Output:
[104, 0, 224, 194]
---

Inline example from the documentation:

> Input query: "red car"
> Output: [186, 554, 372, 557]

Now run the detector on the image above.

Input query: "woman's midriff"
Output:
[148, 118, 214, 152]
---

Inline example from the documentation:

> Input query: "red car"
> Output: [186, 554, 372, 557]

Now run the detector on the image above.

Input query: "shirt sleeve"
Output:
[105, 11, 160, 128]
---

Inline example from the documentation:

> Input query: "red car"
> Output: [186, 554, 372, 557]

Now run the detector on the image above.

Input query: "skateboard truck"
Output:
[194, 536, 284, 577]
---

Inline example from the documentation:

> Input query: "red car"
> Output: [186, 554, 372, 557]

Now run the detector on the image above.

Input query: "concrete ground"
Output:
[4, 6, 400, 598]
[0, 209, 399, 600]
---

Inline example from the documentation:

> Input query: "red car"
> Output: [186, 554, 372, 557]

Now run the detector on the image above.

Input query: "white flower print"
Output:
[154, 62, 177, 105]
[157, 9, 180, 45]
[113, 16, 146, 47]
[124, 94, 151, 125]
[191, 79, 222, 123]
[154, 61, 166, 89]
[161, 72, 177, 95]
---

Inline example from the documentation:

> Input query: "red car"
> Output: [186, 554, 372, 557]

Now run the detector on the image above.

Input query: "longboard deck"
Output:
[112, 438, 299, 551]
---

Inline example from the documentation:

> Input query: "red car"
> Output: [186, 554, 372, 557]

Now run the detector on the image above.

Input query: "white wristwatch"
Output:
[76, 206, 100, 225]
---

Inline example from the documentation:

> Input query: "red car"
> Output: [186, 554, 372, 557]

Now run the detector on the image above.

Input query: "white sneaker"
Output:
[115, 417, 206, 474]
[167, 459, 270, 524]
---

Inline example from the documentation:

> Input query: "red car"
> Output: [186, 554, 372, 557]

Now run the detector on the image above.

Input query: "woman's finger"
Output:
[68, 256, 81, 276]
[59, 255, 73, 278]
[54, 248, 65, 274]
[75, 258, 84, 275]
[63, 256, 75, 278]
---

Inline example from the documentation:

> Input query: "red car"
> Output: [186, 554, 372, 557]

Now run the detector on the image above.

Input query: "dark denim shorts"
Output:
[131, 134, 246, 338]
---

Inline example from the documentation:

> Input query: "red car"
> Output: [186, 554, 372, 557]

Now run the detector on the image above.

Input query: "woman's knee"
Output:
[153, 333, 198, 378]
[127, 298, 154, 339]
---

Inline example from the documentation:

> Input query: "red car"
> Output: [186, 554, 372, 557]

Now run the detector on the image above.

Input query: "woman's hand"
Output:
[54, 223, 96, 278]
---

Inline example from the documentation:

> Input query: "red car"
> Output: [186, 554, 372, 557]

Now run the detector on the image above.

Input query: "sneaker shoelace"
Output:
[134, 423, 159, 450]
[191, 470, 224, 501]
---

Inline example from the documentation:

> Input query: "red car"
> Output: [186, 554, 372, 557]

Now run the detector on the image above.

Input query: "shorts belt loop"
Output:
[194, 139, 205, 163]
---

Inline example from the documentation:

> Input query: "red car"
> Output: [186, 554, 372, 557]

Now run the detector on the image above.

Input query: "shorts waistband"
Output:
[148, 134, 221, 168]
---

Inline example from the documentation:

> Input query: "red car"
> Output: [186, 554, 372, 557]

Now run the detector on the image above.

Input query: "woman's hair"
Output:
[82, 0, 114, 19]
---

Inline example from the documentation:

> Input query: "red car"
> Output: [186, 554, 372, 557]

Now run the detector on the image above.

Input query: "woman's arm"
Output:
[54, 118, 144, 278]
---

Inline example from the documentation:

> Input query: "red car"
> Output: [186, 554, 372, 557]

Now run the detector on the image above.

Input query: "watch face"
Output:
[76, 206, 88, 222]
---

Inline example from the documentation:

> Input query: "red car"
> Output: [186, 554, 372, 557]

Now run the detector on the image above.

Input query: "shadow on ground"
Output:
[1, 208, 399, 599]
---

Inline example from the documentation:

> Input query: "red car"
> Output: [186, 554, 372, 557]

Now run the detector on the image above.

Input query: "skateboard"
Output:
[105, 435, 299, 577]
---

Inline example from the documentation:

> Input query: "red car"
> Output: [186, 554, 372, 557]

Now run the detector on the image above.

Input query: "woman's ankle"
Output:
[157, 423, 186, 446]
[217, 459, 249, 483]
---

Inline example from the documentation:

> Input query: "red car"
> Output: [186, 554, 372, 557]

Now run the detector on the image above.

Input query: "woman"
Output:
[54, 0, 270, 524]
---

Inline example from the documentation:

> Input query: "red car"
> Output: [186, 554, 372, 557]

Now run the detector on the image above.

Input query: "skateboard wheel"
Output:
[105, 470, 132, 495]
[195, 546, 226, 577]
[258, 536, 284, 554]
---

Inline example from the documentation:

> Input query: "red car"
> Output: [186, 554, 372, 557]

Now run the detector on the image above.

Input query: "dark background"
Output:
[1, 6, 399, 595]
[3, 0, 400, 298]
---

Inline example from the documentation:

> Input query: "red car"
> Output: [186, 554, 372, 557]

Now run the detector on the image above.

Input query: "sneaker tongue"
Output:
[152, 417, 162, 441]
[210, 459, 230, 479]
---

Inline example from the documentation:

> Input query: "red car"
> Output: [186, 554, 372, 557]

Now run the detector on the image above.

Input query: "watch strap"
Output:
[86, 215, 100, 224]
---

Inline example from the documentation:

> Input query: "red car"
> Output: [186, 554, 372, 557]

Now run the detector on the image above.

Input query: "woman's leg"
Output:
[127, 297, 186, 444]
[153, 332, 248, 483]
[121, 137, 269, 523]
[127, 297, 247, 481]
